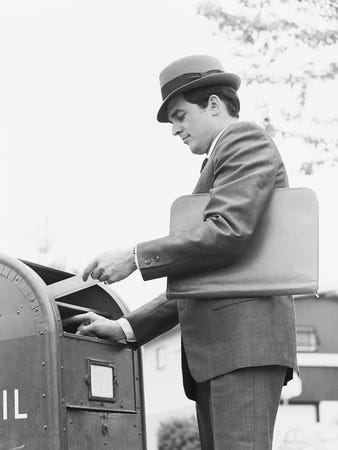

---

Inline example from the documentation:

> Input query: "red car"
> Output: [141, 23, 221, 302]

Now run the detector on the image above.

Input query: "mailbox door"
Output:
[67, 411, 142, 449]
[62, 334, 146, 449]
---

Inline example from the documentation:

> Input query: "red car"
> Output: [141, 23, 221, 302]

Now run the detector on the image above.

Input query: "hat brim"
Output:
[157, 72, 241, 123]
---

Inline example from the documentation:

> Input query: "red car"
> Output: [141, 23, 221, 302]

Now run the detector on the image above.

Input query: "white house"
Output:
[142, 326, 195, 450]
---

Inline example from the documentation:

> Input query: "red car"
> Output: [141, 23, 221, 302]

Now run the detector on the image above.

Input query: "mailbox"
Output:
[0, 253, 146, 450]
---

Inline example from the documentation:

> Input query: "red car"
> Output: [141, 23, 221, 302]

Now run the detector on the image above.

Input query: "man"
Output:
[68, 55, 297, 449]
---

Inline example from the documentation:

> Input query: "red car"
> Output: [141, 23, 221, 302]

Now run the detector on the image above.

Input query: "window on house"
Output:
[156, 346, 167, 370]
[296, 326, 319, 352]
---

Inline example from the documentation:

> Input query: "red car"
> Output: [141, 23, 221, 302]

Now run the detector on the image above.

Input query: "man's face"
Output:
[167, 95, 216, 155]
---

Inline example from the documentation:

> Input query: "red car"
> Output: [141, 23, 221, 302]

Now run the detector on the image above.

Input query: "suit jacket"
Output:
[126, 121, 297, 399]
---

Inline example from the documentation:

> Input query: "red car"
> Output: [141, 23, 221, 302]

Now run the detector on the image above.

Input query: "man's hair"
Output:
[183, 85, 240, 118]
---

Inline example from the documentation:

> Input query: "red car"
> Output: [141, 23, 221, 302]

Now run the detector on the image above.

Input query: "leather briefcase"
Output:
[167, 188, 318, 299]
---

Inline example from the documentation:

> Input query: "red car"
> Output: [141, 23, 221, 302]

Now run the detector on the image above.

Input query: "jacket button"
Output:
[154, 255, 160, 262]
[144, 257, 152, 265]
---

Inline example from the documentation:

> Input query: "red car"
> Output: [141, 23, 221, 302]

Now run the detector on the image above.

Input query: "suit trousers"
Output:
[195, 365, 287, 450]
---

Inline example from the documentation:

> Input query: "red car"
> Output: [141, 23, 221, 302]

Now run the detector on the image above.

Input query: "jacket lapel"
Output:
[192, 139, 221, 194]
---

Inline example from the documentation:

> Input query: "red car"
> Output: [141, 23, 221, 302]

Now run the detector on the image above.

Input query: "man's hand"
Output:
[82, 248, 136, 284]
[63, 312, 126, 341]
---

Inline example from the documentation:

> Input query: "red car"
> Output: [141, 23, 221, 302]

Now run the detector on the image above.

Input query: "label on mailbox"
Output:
[90, 365, 113, 398]
[88, 360, 117, 402]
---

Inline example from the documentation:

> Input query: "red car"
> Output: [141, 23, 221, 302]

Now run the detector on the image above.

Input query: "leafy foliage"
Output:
[198, 0, 338, 83]
[197, 0, 338, 169]
[157, 416, 201, 450]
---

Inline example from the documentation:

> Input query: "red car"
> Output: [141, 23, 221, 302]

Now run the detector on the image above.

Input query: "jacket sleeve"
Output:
[125, 292, 179, 346]
[137, 122, 280, 281]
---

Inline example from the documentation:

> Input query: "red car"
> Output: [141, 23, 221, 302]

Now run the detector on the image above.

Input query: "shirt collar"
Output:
[205, 126, 228, 160]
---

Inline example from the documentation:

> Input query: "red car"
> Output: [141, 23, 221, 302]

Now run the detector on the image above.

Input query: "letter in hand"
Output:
[63, 312, 126, 341]
[82, 248, 136, 285]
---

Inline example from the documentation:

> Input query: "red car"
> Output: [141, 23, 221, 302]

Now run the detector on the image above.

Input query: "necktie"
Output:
[200, 157, 208, 173]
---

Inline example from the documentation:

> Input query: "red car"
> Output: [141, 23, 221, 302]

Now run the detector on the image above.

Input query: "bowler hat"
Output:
[157, 55, 241, 123]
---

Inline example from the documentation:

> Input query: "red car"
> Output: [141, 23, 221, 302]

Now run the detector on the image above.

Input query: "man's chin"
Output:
[188, 143, 197, 153]
[189, 146, 205, 155]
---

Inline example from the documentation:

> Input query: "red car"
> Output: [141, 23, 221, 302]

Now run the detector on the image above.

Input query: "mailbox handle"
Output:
[47, 275, 99, 299]
[56, 301, 111, 318]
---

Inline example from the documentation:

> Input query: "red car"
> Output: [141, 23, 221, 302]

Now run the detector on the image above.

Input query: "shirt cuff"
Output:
[133, 245, 140, 270]
[117, 317, 136, 342]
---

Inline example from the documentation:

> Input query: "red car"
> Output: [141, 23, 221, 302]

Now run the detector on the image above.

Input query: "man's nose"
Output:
[172, 122, 182, 136]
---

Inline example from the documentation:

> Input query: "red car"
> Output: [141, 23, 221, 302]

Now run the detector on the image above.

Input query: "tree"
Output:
[198, 0, 338, 171]
[157, 416, 201, 450]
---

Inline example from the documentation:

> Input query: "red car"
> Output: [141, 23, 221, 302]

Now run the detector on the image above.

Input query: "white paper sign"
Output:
[90, 365, 114, 399]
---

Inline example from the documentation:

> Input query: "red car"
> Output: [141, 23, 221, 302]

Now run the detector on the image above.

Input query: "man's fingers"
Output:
[63, 313, 91, 327]
[90, 267, 104, 281]
[100, 273, 110, 282]
[76, 323, 94, 336]
[82, 259, 98, 281]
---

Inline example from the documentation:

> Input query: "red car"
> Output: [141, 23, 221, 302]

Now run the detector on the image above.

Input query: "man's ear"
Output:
[208, 95, 221, 116]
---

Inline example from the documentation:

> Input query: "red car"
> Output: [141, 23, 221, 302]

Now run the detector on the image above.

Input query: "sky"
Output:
[0, 0, 337, 309]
